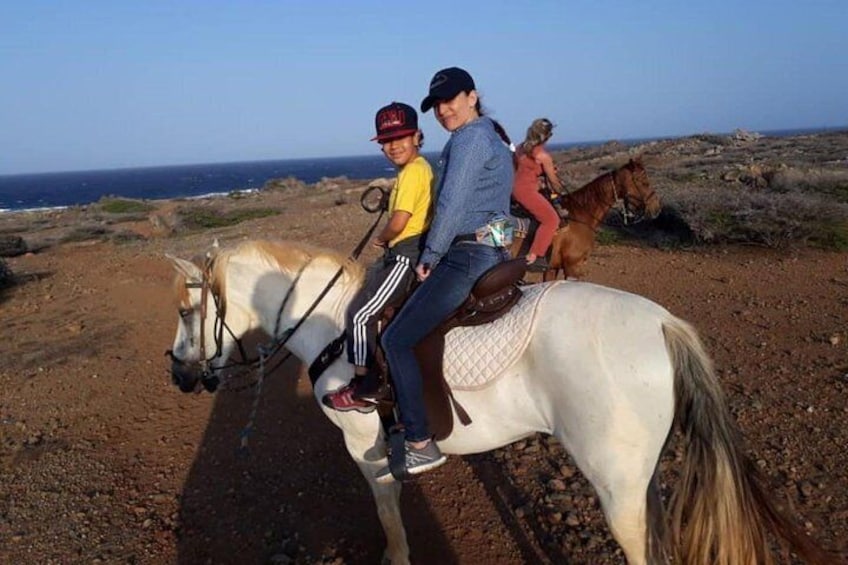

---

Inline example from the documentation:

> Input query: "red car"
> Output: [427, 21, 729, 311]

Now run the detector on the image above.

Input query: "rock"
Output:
[548, 478, 567, 492]
[263, 176, 307, 192]
[0, 258, 13, 287]
[559, 465, 576, 479]
[799, 480, 815, 498]
[148, 210, 182, 236]
[367, 177, 395, 190]
[0, 234, 27, 257]
[314, 176, 348, 191]
[733, 128, 763, 142]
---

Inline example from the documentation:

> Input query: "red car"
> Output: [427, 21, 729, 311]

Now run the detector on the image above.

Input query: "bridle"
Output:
[611, 168, 658, 226]
[555, 166, 657, 229]
[166, 185, 390, 393]
[165, 254, 264, 391]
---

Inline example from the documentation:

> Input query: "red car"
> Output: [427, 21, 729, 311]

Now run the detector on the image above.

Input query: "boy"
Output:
[322, 102, 433, 413]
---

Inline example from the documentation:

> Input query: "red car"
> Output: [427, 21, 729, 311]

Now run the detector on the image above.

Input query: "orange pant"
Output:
[512, 185, 560, 257]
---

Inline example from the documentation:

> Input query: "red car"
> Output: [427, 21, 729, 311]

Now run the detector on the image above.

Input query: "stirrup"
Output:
[350, 369, 390, 402]
[352, 380, 391, 403]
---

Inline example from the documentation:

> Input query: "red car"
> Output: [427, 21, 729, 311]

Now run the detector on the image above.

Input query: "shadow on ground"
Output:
[176, 343, 464, 564]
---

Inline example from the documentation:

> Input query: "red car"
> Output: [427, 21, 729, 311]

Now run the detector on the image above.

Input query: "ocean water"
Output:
[0, 154, 401, 213]
[1, 127, 841, 213]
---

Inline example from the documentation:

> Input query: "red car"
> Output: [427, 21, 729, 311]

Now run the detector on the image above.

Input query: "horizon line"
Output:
[3, 125, 846, 178]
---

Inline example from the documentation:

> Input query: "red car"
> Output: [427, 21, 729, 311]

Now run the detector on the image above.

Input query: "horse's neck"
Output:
[566, 173, 618, 228]
[246, 259, 354, 365]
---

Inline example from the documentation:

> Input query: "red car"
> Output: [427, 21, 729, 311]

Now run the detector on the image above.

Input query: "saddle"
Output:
[377, 258, 528, 440]
[309, 258, 528, 441]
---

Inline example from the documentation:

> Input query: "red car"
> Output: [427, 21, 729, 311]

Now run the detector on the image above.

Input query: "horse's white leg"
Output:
[339, 419, 409, 565]
[361, 470, 407, 565]
[551, 424, 659, 565]
[531, 287, 675, 564]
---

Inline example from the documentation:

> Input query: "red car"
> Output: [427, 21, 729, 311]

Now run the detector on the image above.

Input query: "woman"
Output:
[512, 118, 565, 272]
[376, 67, 515, 483]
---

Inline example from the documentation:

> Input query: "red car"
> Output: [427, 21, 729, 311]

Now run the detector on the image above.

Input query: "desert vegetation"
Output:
[554, 130, 848, 250]
[1, 130, 846, 256]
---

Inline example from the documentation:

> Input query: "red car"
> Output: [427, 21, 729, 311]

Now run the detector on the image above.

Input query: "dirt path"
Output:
[2, 224, 846, 563]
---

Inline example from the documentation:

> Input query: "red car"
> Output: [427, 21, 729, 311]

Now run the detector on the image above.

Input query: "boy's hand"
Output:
[415, 263, 431, 281]
[372, 238, 387, 248]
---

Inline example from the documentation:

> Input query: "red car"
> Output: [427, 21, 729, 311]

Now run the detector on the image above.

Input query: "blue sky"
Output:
[1, 1, 846, 175]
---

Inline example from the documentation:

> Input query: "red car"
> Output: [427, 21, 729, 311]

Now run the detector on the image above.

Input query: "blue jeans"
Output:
[381, 242, 510, 442]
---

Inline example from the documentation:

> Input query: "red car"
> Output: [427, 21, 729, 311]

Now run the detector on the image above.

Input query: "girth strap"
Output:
[307, 333, 347, 386]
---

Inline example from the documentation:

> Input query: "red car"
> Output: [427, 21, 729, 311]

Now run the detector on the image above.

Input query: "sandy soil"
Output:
[1, 152, 847, 564]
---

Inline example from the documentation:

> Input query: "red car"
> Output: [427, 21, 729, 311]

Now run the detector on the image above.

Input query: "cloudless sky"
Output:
[1, 0, 846, 174]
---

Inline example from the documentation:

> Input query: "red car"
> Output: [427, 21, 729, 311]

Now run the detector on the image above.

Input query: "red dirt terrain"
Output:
[2, 143, 847, 563]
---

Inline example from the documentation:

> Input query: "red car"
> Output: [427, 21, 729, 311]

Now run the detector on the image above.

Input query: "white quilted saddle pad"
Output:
[444, 281, 560, 391]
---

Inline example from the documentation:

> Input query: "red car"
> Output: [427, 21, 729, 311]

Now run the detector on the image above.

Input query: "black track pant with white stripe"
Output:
[345, 237, 420, 369]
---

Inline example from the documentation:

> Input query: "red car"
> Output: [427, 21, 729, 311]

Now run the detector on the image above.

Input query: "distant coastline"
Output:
[2, 126, 845, 213]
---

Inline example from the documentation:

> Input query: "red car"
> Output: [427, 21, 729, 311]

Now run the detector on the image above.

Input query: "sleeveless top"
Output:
[513, 145, 545, 194]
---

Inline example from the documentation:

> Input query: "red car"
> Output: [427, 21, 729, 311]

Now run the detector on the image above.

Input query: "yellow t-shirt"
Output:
[388, 155, 433, 246]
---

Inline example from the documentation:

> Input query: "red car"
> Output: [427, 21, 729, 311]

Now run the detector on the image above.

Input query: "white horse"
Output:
[166, 239, 827, 565]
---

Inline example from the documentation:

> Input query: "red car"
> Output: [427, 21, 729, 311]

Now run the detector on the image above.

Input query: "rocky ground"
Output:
[1, 132, 847, 564]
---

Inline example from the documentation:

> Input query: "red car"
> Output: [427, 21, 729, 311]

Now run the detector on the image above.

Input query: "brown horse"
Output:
[511, 157, 661, 280]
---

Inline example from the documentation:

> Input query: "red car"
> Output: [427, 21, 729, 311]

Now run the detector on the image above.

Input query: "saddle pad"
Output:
[444, 281, 560, 390]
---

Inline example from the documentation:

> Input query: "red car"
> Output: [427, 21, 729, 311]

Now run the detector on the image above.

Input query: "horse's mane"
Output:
[211, 239, 364, 288]
[561, 170, 615, 212]
[173, 240, 360, 316]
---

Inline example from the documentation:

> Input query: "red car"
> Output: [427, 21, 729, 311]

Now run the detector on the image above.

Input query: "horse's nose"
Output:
[171, 360, 200, 393]
[647, 197, 662, 219]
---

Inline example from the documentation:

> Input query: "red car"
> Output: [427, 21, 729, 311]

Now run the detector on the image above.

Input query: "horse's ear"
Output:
[205, 239, 221, 262]
[165, 254, 203, 283]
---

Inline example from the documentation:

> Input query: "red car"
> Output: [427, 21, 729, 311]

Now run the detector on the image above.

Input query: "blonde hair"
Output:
[521, 118, 554, 152]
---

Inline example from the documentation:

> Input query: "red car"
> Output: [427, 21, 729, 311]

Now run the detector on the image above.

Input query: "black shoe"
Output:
[351, 372, 390, 403]
[527, 257, 550, 272]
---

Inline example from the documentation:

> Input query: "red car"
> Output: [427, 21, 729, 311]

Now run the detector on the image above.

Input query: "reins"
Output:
[168, 188, 388, 452]
[207, 203, 386, 382]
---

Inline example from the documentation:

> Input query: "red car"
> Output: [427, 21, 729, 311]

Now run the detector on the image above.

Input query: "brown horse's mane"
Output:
[560, 170, 616, 213]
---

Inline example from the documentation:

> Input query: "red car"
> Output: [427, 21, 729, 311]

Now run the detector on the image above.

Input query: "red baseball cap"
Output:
[371, 102, 419, 142]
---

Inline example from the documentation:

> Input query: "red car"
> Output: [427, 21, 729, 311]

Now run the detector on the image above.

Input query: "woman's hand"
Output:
[416, 263, 431, 281]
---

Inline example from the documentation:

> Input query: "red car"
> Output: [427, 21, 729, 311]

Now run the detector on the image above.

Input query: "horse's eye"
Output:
[178, 308, 191, 319]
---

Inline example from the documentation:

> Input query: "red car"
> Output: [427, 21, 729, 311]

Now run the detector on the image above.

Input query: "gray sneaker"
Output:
[375, 440, 447, 484]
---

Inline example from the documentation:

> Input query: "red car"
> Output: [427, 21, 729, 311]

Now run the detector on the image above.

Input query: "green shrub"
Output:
[178, 207, 280, 230]
[808, 220, 848, 251]
[596, 228, 621, 245]
[61, 226, 110, 243]
[766, 168, 848, 202]
[110, 230, 147, 244]
[663, 187, 848, 248]
[0, 258, 13, 288]
[98, 197, 155, 214]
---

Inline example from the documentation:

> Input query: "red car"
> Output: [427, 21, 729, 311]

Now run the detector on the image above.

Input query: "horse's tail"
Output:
[657, 316, 831, 565]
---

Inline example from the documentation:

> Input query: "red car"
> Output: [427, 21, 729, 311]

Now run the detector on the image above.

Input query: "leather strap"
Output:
[388, 426, 411, 482]
[307, 333, 346, 385]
